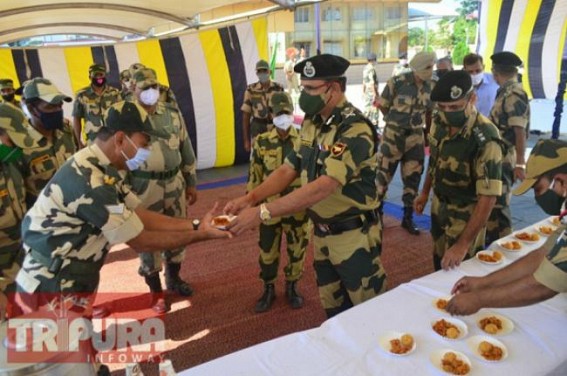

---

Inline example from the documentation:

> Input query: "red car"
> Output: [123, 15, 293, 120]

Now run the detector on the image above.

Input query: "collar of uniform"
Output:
[460, 106, 479, 137]
[21, 120, 51, 147]
[501, 78, 518, 90]
[325, 97, 349, 124]
[87, 143, 112, 167]
[268, 125, 298, 141]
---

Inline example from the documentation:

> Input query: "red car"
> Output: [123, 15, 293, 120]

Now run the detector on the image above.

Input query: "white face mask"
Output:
[471, 72, 484, 86]
[139, 88, 160, 106]
[257, 73, 270, 83]
[273, 114, 294, 131]
[121, 135, 151, 171]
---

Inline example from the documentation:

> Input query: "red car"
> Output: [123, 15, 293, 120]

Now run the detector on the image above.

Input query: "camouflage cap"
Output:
[410, 51, 437, 72]
[133, 68, 158, 89]
[119, 69, 131, 81]
[256, 60, 270, 71]
[129, 62, 146, 77]
[0, 79, 14, 90]
[0, 102, 33, 148]
[270, 92, 293, 115]
[89, 64, 106, 77]
[513, 139, 567, 195]
[102, 101, 167, 138]
[23, 78, 72, 104]
[294, 54, 350, 81]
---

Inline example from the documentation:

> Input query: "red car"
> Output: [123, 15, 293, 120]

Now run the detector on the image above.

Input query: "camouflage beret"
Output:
[491, 51, 522, 67]
[255, 60, 270, 71]
[410, 51, 437, 72]
[133, 68, 157, 89]
[103, 101, 167, 138]
[513, 139, 567, 195]
[120, 70, 131, 80]
[23, 78, 72, 104]
[0, 79, 14, 90]
[129, 63, 146, 77]
[0, 102, 31, 148]
[89, 64, 106, 77]
[431, 71, 473, 102]
[294, 54, 350, 81]
[270, 92, 293, 115]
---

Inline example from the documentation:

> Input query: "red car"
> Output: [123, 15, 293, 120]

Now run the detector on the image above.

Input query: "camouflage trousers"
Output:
[130, 172, 187, 277]
[258, 212, 310, 284]
[376, 124, 425, 208]
[431, 195, 485, 271]
[0, 246, 23, 293]
[485, 160, 513, 246]
[363, 92, 379, 126]
[313, 220, 387, 318]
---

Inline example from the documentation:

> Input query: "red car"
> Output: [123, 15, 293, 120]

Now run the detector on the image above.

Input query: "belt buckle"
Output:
[316, 223, 331, 234]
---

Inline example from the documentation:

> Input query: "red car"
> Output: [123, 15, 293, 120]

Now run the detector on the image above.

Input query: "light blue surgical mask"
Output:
[121, 135, 151, 171]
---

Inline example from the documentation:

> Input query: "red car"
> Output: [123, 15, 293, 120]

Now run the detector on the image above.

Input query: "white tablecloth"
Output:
[183, 219, 567, 376]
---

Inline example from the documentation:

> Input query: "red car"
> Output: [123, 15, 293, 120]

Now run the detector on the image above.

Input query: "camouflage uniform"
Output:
[248, 126, 309, 284]
[72, 85, 121, 141]
[362, 62, 379, 125]
[0, 162, 26, 295]
[534, 226, 567, 293]
[428, 108, 503, 270]
[15, 144, 144, 299]
[487, 79, 530, 244]
[0, 78, 20, 108]
[241, 81, 284, 139]
[122, 84, 177, 108]
[377, 71, 434, 208]
[285, 99, 386, 317]
[128, 101, 196, 277]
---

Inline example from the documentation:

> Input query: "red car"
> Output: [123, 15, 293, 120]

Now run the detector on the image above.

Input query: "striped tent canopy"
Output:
[0, 18, 268, 170]
[478, 0, 567, 99]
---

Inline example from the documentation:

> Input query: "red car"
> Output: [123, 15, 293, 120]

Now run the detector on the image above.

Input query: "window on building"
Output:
[386, 6, 401, 20]
[323, 41, 343, 56]
[353, 35, 369, 58]
[352, 7, 374, 21]
[294, 8, 309, 23]
[322, 7, 341, 22]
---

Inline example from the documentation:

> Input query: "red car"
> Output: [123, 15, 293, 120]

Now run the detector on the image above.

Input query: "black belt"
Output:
[131, 166, 180, 180]
[313, 210, 378, 237]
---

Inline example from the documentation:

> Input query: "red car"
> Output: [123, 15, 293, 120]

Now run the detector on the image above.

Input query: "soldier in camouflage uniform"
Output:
[414, 71, 503, 271]
[447, 139, 567, 315]
[16, 78, 77, 207]
[128, 68, 198, 313]
[226, 54, 386, 318]
[241, 59, 284, 153]
[486, 52, 530, 246]
[72, 64, 121, 147]
[0, 116, 27, 319]
[0, 78, 20, 107]
[126, 63, 179, 107]
[119, 69, 132, 100]
[377, 51, 436, 235]
[362, 52, 380, 126]
[14, 101, 230, 315]
[248, 92, 310, 313]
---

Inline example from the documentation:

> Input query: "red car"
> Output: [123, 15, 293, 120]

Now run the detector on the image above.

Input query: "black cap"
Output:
[490, 51, 522, 67]
[294, 54, 350, 81]
[431, 71, 473, 102]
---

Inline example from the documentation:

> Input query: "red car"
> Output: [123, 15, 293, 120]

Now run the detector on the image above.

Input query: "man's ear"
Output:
[113, 131, 126, 148]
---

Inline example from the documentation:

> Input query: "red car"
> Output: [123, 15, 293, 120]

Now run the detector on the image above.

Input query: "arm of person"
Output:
[379, 78, 393, 116]
[242, 112, 251, 151]
[513, 126, 527, 180]
[178, 112, 198, 205]
[72, 116, 84, 148]
[441, 194, 497, 270]
[414, 171, 432, 215]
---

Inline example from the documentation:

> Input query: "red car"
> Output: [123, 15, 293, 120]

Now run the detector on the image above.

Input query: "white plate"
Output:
[431, 317, 468, 340]
[513, 232, 541, 243]
[476, 312, 514, 336]
[378, 331, 416, 356]
[467, 335, 508, 362]
[475, 250, 504, 265]
[210, 215, 236, 230]
[496, 240, 523, 253]
[432, 296, 452, 313]
[549, 216, 562, 226]
[430, 349, 472, 375]
[536, 225, 557, 237]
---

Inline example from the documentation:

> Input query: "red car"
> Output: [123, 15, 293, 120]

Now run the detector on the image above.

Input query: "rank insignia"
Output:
[331, 142, 347, 156]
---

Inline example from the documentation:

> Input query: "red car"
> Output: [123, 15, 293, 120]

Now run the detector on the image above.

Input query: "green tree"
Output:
[408, 27, 425, 47]
[452, 41, 470, 65]
[457, 0, 480, 18]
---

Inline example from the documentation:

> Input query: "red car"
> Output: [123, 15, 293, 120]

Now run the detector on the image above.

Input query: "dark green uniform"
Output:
[241, 81, 284, 139]
[248, 126, 309, 284]
[487, 79, 530, 244]
[285, 99, 386, 317]
[428, 108, 503, 270]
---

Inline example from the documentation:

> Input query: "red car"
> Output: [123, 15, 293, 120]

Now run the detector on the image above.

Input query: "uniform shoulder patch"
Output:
[331, 142, 347, 156]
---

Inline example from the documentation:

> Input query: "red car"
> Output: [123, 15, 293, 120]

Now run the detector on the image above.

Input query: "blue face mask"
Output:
[120, 135, 151, 171]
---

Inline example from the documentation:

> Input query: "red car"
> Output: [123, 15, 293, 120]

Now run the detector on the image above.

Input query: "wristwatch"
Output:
[516, 164, 526, 169]
[259, 203, 272, 222]
[192, 219, 201, 230]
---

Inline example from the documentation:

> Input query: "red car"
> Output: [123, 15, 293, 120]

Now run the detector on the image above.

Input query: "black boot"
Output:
[255, 283, 275, 313]
[285, 281, 304, 309]
[401, 207, 419, 235]
[165, 262, 194, 296]
[144, 274, 168, 314]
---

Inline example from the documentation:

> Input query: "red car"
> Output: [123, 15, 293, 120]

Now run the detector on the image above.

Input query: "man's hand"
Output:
[451, 276, 485, 295]
[441, 243, 468, 270]
[0, 291, 7, 321]
[201, 203, 233, 239]
[244, 139, 251, 153]
[226, 206, 261, 235]
[514, 167, 526, 182]
[445, 291, 482, 316]
[414, 193, 428, 215]
[224, 195, 254, 216]
[186, 186, 197, 206]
